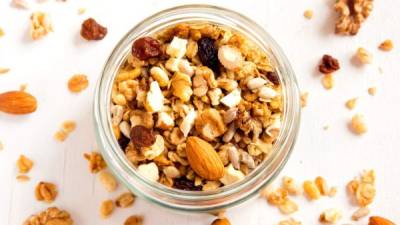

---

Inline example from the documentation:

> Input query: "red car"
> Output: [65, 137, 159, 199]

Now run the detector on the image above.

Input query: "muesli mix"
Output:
[110, 23, 283, 190]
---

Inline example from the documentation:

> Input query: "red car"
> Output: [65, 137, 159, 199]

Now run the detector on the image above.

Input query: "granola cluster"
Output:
[110, 23, 283, 190]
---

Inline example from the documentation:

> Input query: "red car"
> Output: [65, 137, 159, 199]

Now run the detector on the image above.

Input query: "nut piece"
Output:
[156, 112, 174, 130]
[141, 134, 165, 159]
[379, 40, 394, 51]
[345, 98, 357, 110]
[23, 207, 73, 225]
[186, 136, 225, 180]
[35, 181, 58, 203]
[166, 36, 188, 59]
[17, 154, 34, 174]
[211, 218, 231, 225]
[180, 108, 197, 137]
[369, 216, 396, 225]
[150, 67, 169, 87]
[334, 0, 373, 35]
[368, 87, 377, 96]
[315, 176, 330, 195]
[68, 74, 89, 93]
[278, 199, 299, 215]
[319, 55, 340, 74]
[98, 170, 118, 192]
[356, 48, 373, 64]
[220, 89, 241, 108]
[137, 162, 159, 181]
[144, 81, 164, 112]
[195, 108, 226, 141]
[349, 114, 367, 135]
[352, 207, 370, 221]
[171, 72, 193, 102]
[247, 77, 267, 90]
[83, 151, 106, 173]
[322, 74, 334, 90]
[279, 218, 302, 225]
[116, 192, 136, 208]
[124, 215, 143, 225]
[267, 188, 288, 205]
[0, 67, 10, 74]
[219, 164, 245, 185]
[100, 200, 114, 218]
[130, 125, 156, 148]
[80, 18, 107, 41]
[319, 208, 343, 224]
[300, 92, 309, 108]
[218, 45, 243, 70]
[304, 9, 313, 19]
[282, 176, 302, 196]
[0, 91, 37, 114]
[303, 180, 321, 200]
[30, 11, 53, 40]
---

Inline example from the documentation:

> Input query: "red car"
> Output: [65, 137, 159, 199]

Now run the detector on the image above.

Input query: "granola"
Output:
[110, 23, 282, 190]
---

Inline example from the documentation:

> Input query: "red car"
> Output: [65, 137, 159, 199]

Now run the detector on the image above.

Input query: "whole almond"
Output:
[186, 136, 224, 180]
[369, 216, 396, 225]
[0, 91, 37, 114]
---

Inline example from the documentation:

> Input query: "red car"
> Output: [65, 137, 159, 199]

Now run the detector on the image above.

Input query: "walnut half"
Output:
[334, 0, 373, 35]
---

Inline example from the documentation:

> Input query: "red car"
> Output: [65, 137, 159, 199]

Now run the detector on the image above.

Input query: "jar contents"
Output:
[110, 23, 283, 190]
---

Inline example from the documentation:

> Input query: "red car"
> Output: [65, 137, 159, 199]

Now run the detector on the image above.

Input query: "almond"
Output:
[0, 91, 37, 114]
[185, 136, 224, 180]
[369, 216, 396, 225]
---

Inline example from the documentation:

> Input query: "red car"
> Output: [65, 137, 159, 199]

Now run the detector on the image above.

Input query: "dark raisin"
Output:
[118, 135, 130, 151]
[130, 125, 156, 148]
[319, 54, 340, 74]
[80, 18, 107, 41]
[132, 37, 162, 60]
[197, 37, 220, 74]
[266, 71, 280, 85]
[127, 100, 137, 110]
[173, 177, 202, 191]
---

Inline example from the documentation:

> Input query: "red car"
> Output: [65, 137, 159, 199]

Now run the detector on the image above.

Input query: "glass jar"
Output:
[94, 4, 300, 213]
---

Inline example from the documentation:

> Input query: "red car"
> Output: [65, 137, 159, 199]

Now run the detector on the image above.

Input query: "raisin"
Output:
[118, 135, 130, 151]
[80, 18, 107, 41]
[319, 54, 340, 74]
[130, 125, 156, 148]
[173, 177, 202, 191]
[266, 71, 280, 85]
[197, 37, 220, 74]
[132, 37, 162, 60]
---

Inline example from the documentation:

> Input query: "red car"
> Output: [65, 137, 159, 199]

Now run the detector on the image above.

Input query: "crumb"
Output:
[83, 151, 106, 173]
[345, 98, 357, 110]
[368, 87, 376, 96]
[322, 74, 334, 90]
[320, 208, 342, 223]
[279, 218, 301, 225]
[54, 130, 68, 142]
[16, 174, 30, 182]
[352, 207, 370, 221]
[300, 92, 309, 108]
[54, 120, 77, 142]
[68, 74, 89, 93]
[379, 39, 393, 51]
[12, 0, 30, 9]
[17, 154, 34, 173]
[356, 48, 373, 64]
[100, 199, 114, 218]
[0, 27, 4, 37]
[378, 67, 383, 74]
[323, 125, 330, 130]
[0, 141, 3, 151]
[303, 9, 313, 19]
[78, 8, 86, 15]
[19, 83, 28, 92]
[349, 114, 367, 135]
[0, 68, 10, 74]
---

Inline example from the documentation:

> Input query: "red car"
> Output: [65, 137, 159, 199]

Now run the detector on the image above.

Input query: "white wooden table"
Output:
[1, 0, 399, 224]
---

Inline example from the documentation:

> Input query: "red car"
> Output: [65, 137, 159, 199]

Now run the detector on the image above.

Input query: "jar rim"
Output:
[94, 4, 300, 212]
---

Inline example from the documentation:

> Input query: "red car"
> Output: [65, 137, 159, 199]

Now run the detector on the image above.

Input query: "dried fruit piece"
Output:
[211, 218, 231, 225]
[132, 37, 161, 60]
[116, 192, 135, 208]
[130, 125, 156, 148]
[186, 136, 225, 180]
[23, 207, 73, 225]
[100, 200, 114, 219]
[17, 154, 34, 173]
[319, 55, 340, 74]
[266, 71, 280, 85]
[379, 40, 394, 51]
[0, 91, 37, 114]
[68, 74, 89, 93]
[278, 199, 299, 214]
[369, 216, 395, 225]
[80, 18, 107, 40]
[35, 181, 58, 203]
[197, 37, 219, 73]
[124, 215, 143, 225]
[30, 11, 53, 40]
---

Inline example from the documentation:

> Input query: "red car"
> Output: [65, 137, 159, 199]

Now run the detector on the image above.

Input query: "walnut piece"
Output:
[334, 0, 373, 35]
[124, 215, 143, 225]
[68, 74, 89, 93]
[100, 200, 114, 219]
[115, 192, 136, 208]
[98, 170, 118, 192]
[379, 39, 394, 51]
[17, 154, 34, 173]
[195, 108, 226, 141]
[83, 151, 106, 173]
[30, 11, 53, 40]
[35, 182, 58, 203]
[23, 207, 73, 225]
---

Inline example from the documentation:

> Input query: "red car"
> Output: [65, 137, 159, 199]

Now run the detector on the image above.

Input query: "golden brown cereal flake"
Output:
[279, 218, 302, 225]
[379, 39, 393, 51]
[35, 181, 58, 203]
[124, 215, 143, 225]
[334, 0, 373, 35]
[23, 207, 73, 225]
[356, 48, 373, 64]
[322, 74, 334, 90]
[98, 170, 118, 192]
[115, 192, 136, 208]
[345, 98, 357, 110]
[0, 68, 10, 74]
[16, 174, 30, 182]
[368, 87, 377, 96]
[303, 180, 321, 200]
[349, 114, 367, 135]
[100, 199, 114, 219]
[300, 92, 309, 108]
[303, 10, 313, 19]
[68, 74, 89, 93]
[351, 207, 370, 221]
[319, 208, 342, 224]
[17, 154, 34, 174]
[30, 11, 53, 40]
[83, 151, 106, 173]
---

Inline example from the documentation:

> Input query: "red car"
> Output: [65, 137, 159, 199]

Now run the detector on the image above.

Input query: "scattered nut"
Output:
[278, 199, 299, 215]
[378, 39, 393, 51]
[35, 181, 58, 203]
[356, 48, 373, 64]
[17, 154, 34, 174]
[98, 170, 118, 192]
[319, 208, 343, 224]
[345, 98, 357, 110]
[368, 87, 377, 96]
[279, 218, 302, 225]
[23, 207, 73, 225]
[116, 192, 136, 208]
[282, 176, 302, 196]
[80, 18, 107, 41]
[68, 74, 89, 93]
[30, 11, 53, 40]
[267, 188, 288, 206]
[304, 9, 313, 19]
[100, 200, 114, 218]
[322, 74, 334, 90]
[334, 0, 373, 35]
[349, 114, 367, 135]
[369, 216, 396, 225]
[300, 92, 308, 108]
[303, 180, 321, 200]
[83, 151, 106, 173]
[211, 218, 231, 225]
[0, 67, 10, 74]
[352, 207, 370, 221]
[0, 91, 37, 115]
[124, 215, 143, 225]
